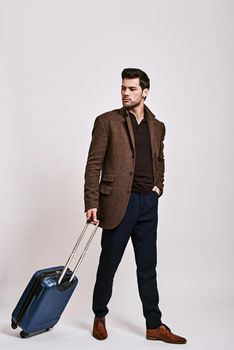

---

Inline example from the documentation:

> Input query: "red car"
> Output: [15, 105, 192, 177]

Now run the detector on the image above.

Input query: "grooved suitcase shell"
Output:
[12, 266, 78, 334]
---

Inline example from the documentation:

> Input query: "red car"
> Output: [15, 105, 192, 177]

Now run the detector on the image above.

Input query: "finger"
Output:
[92, 220, 99, 225]
[92, 210, 97, 221]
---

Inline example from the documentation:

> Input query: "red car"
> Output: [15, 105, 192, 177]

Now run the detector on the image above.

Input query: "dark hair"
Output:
[121, 68, 150, 90]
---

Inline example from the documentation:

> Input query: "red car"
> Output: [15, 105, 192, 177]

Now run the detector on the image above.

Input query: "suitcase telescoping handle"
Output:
[58, 219, 99, 285]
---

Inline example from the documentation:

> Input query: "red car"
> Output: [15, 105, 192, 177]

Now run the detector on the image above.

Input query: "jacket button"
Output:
[129, 171, 133, 176]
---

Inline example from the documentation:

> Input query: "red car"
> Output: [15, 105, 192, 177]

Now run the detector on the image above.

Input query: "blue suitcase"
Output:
[11, 220, 99, 338]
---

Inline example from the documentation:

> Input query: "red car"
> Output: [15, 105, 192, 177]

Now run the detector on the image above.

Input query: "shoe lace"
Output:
[99, 321, 105, 327]
[96, 319, 106, 331]
[161, 323, 171, 333]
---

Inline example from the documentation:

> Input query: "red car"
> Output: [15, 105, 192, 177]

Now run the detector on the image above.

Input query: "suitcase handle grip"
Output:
[58, 220, 99, 285]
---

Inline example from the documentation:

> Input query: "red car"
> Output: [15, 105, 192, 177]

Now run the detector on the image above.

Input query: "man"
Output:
[84, 68, 186, 344]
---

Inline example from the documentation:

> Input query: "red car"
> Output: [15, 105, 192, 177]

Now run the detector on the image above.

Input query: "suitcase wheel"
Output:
[11, 319, 17, 329]
[20, 327, 52, 338]
[20, 331, 30, 338]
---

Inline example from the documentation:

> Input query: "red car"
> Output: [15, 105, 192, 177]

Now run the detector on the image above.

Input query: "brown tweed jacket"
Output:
[84, 104, 166, 229]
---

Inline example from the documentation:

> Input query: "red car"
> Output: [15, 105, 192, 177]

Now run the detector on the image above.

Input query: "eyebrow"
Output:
[121, 85, 137, 88]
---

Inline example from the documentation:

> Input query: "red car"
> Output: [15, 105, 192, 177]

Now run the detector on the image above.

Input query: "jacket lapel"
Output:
[120, 106, 136, 153]
[144, 105, 159, 160]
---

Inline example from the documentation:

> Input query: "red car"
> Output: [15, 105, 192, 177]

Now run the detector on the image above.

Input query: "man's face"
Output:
[121, 78, 149, 108]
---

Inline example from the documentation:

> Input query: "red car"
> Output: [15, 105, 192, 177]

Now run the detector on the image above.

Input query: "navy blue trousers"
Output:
[92, 191, 162, 328]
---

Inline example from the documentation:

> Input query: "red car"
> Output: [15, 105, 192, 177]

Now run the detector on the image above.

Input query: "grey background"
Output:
[0, 0, 233, 349]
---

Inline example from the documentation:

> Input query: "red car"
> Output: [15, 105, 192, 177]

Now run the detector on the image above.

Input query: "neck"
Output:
[128, 102, 145, 122]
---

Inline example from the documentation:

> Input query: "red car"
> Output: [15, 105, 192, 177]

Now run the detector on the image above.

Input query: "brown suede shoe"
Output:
[92, 316, 108, 340]
[146, 324, 187, 344]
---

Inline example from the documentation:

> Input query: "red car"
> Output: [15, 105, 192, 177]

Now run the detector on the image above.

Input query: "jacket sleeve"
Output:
[156, 122, 166, 197]
[84, 116, 108, 212]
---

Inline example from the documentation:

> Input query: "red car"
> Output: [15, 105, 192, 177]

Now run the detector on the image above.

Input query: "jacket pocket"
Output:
[99, 184, 112, 195]
[101, 173, 115, 182]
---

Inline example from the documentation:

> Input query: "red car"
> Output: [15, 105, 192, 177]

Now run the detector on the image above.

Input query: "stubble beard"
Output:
[123, 98, 142, 109]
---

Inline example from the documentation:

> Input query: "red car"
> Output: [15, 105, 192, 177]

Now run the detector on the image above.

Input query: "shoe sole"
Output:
[146, 336, 186, 344]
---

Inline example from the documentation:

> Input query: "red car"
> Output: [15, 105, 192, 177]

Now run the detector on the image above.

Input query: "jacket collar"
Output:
[119, 104, 155, 121]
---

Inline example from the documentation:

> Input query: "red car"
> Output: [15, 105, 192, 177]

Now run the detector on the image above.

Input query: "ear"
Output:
[142, 88, 149, 98]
